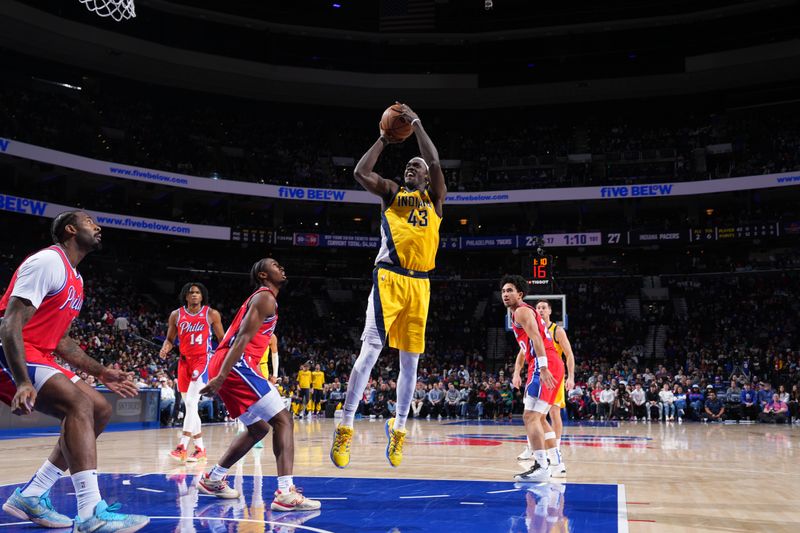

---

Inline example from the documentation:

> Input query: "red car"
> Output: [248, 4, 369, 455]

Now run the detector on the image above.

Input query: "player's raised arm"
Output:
[354, 137, 399, 204]
[400, 104, 447, 212]
[0, 297, 38, 414]
[159, 309, 179, 359]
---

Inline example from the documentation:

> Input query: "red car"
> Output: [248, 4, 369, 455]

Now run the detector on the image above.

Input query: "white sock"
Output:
[547, 447, 561, 465]
[393, 351, 419, 431]
[21, 460, 66, 497]
[72, 470, 101, 521]
[277, 475, 293, 492]
[534, 450, 548, 469]
[194, 437, 205, 450]
[556, 437, 561, 449]
[342, 340, 382, 427]
[179, 435, 190, 448]
[209, 465, 229, 481]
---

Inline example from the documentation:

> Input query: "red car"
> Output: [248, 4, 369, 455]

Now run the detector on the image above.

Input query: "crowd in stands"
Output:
[4, 249, 796, 427]
[3, 83, 800, 194]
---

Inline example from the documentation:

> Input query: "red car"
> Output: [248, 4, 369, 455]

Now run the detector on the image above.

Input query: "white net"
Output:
[79, 0, 136, 22]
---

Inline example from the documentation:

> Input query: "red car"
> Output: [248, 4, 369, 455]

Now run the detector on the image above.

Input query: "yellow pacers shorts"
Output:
[361, 263, 430, 354]
[554, 376, 566, 409]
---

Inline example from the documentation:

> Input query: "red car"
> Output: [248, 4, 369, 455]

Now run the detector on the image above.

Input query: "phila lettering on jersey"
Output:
[176, 305, 212, 357]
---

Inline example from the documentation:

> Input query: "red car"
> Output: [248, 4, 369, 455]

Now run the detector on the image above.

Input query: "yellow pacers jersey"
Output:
[549, 322, 567, 408]
[548, 323, 564, 357]
[298, 369, 312, 389]
[258, 346, 271, 378]
[376, 187, 441, 272]
[311, 370, 325, 390]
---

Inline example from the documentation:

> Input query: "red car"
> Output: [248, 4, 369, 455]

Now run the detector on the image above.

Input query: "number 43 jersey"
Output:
[375, 187, 441, 273]
[177, 305, 212, 357]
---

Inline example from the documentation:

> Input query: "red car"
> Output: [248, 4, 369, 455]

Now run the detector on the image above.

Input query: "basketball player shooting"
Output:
[330, 102, 447, 469]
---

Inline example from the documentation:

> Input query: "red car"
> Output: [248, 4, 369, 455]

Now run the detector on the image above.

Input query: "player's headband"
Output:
[409, 157, 429, 172]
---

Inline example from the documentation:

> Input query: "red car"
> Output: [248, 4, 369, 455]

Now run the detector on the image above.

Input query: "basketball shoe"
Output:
[514, 461, 551, 482]
[2, 488, 72, 528]
[187, 448, 207, 463]
[169, 444, 188, 462]
[198, 474, 239, 499]
[271, 487, 321, 512]
[330, 424, 353, 468]
[385, 418, 407, 468]
[72, 500, 149, 533]
[517, 446, 534, 461]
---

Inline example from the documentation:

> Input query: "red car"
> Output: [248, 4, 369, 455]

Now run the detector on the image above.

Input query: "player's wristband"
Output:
[411, 118, 421, 127]
[537, 357, 548, 369]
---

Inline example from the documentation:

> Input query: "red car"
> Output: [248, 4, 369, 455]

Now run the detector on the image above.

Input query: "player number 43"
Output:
[407, 209, 428, 227]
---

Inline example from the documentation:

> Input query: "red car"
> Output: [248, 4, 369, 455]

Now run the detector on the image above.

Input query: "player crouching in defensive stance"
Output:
[197, 258, 320, 512]
[501, 275, 565, 482]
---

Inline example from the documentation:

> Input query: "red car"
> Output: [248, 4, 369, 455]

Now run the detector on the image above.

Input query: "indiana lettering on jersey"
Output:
[396, 195, 433, 209]
[57, 285, 84, 312]
[179, 321, 207, 334]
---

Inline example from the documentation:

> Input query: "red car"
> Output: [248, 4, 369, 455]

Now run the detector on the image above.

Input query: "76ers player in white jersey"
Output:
[0, 211, 148, 531]
[197, 258, 320, 513]
[501, 274, 565, 483]
[160, 282, 224, 462]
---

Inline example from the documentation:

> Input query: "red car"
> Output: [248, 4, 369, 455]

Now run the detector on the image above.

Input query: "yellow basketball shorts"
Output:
[554, 376, 566, 409]
[361, 264, 430, 354]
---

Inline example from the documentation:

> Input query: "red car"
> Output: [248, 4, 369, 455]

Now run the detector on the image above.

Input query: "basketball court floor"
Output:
[0, 418, 797, 532]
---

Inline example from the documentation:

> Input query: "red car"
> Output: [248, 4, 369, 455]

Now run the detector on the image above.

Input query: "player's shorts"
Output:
[209, 348, 285, 421]
[524, 360, 566, 412]
[554, 376, 566, 409]
[361, 263, 430, 354]
[177, 353, 210, 393]
[0, 343, 79, 406]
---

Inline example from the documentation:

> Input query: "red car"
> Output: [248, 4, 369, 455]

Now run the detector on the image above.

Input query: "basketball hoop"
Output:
[79, 0, 136, 21]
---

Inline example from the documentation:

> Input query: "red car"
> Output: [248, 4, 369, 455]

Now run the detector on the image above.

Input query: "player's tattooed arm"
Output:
[55, 328, 107, 377]
[0, 297, 37, 413]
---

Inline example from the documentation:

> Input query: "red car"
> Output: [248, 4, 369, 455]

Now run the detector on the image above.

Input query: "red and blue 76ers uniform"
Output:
[0, 246, 83, 405]
[209, 287, 281, 421]
[175, 305, 212, 393]
[510, 302, 564, 406]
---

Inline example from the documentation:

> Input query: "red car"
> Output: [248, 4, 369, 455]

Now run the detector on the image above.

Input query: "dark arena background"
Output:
[1, 1, 799, 532]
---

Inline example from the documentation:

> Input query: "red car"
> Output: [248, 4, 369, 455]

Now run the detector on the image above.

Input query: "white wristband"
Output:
[411, 118, 421, 127]
[537, 357, 548, 369]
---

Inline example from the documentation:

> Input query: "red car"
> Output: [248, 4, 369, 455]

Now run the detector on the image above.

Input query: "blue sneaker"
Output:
[72, 500, 149, 533]
[2, 488, 73, 528]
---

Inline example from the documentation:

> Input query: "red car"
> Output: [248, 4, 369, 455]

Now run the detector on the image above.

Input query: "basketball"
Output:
[380, 103, 414, 142]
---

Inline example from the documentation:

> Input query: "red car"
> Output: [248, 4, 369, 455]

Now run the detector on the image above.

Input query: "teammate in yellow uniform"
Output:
[296, 364, 312, 418]
[311, 364, 325, 416]
[331, 103, 447, 469]
[519, 300, 574, 478]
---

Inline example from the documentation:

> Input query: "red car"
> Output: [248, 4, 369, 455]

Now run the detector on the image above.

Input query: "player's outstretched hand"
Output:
[100, 368, 139, 398]
[200, 376, 225, 396]
[11, 382, 37, 416]
[158, 345, 170, 359]
[395, 102, 419, 123]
